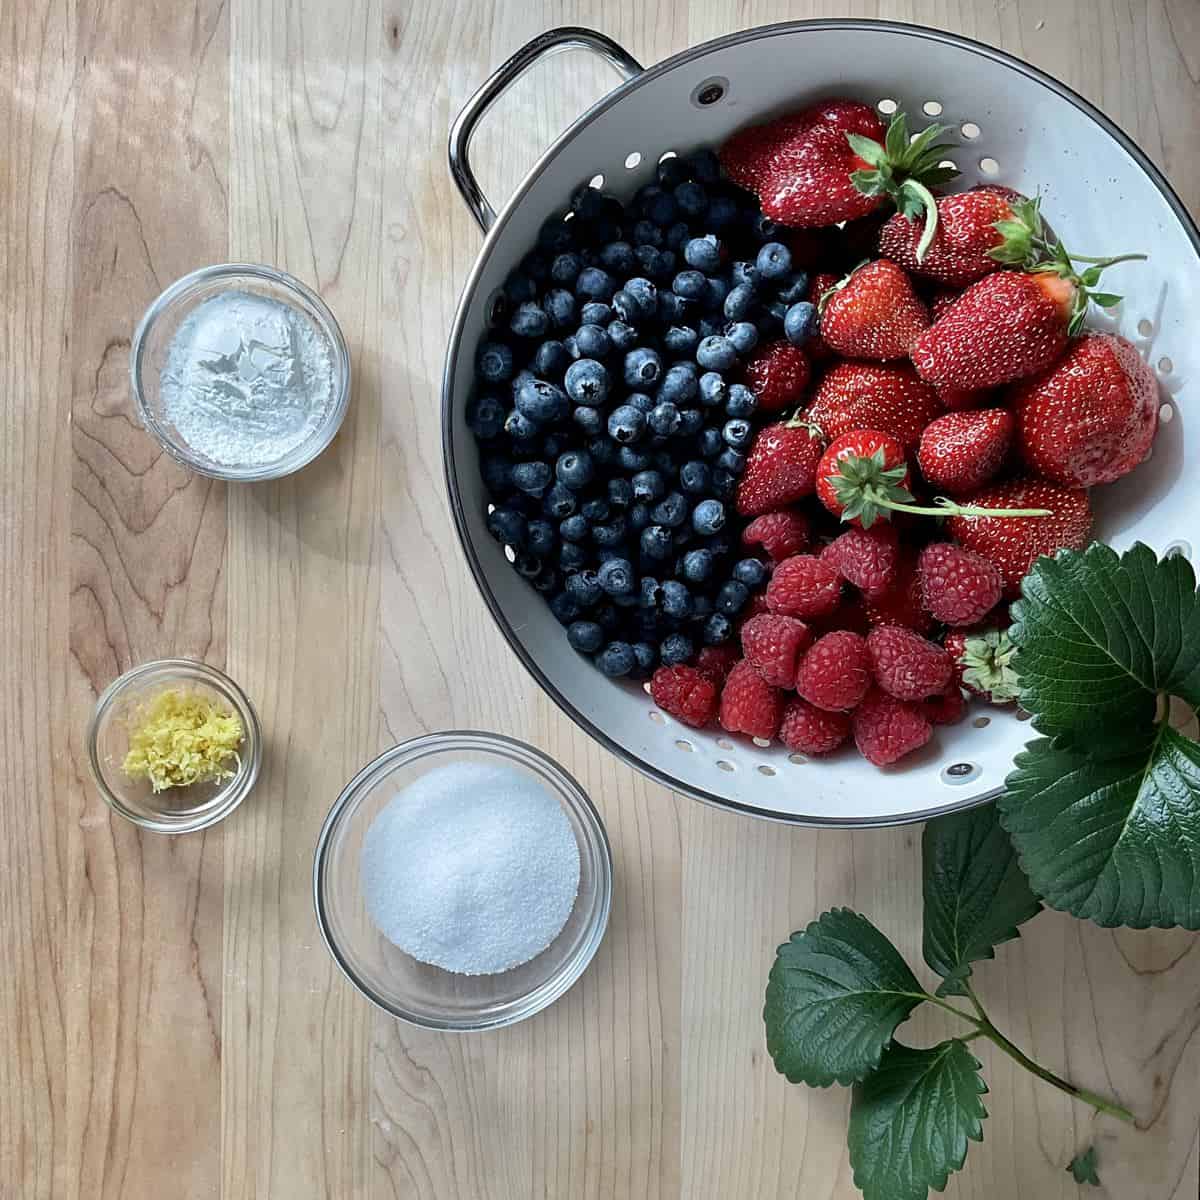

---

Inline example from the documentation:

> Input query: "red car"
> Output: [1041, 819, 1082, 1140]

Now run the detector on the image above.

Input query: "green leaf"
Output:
[1011, 542, 1200, 737]
[1089, 291, 1123, 309]
[847, 132, 887, 167]
[1000, 724, 1200, 928]
[885, 112, 910, 162]
[764, 908, 925, 1087]
[1067, 1145, 1101, 1185]
[922, 803, 1042, 996]
[848, 1040, 987, 1200]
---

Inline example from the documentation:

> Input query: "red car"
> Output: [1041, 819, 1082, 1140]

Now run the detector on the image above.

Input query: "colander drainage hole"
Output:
[1158, 356, 1174, 374]
[961, 121, 981, 139]
[937, 159, 956, 171]
[1138, 318, 1154, 337]
[788, 752, 807, 765]
[1016, 708, 1032, 722]
[588, 173, 604, 190]
[716, 759, 736, 772]
[1160, 403, 1175, 423]
[941, 762, 981, 786]
[757, 764, 776, 777]
[923, 100, 944, 116]
[658, 149, 678, 162]
[624, 151, 642, 169]
[877, 98, 898, 115]
[716, 737, 734, 750]
[648, 710, 665, 724]
[979, 157, 1000, 176]
[691, 77, 728, 107]
[972, 715, 990, 729]
[675, 738, 694, 752]
[503, 545, 516, 563]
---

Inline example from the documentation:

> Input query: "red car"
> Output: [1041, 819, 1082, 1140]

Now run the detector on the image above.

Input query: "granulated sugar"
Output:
[360, 761, 581, 975]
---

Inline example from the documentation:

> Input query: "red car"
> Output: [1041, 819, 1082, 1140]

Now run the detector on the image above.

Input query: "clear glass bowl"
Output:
[86, 659, 262, 833]
[130, 263, 351, 481]
[314, 732, 613, 1030]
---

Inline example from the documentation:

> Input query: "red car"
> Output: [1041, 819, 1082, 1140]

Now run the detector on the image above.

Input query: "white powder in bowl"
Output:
[360, 761, 581, 975]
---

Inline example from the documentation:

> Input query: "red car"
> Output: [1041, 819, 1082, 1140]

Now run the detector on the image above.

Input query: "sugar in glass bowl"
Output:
[314, 731, 613, 1030]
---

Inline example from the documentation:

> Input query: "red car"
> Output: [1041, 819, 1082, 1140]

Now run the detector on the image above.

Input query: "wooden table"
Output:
[6, 2, 1199, 1196]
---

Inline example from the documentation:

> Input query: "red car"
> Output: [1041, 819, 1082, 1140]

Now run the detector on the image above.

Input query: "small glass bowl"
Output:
[314, 731, 612, 1030]
[86, 659, 262, 833]
[130, 263, 351, 481]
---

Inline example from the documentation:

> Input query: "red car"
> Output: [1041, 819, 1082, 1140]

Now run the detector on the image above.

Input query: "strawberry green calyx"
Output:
[847, 112, 961, 263]
[957, 629, 1020, 703]
[783, 414, 827, 441]
[829, 449, 1052, 530]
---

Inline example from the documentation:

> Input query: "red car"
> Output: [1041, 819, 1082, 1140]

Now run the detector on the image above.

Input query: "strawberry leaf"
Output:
[848, 1040, 988, 1200]
[1089, 290, 1123, 309]
[764, 909, 925, 1087]
[1067, 1146, 1101, 1186]
[923, 804, 1041, 996]
[885, 111, 910, 162]
[847, 132, 888, 168]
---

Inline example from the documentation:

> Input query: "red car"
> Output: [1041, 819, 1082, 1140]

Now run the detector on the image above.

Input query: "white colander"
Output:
[442, 21, 1195, 825]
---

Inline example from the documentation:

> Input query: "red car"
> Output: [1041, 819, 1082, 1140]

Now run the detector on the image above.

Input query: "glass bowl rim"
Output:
[312, 730, 614, 1031]
[86, 657, 263, 834]
[129, 261, 352, 482]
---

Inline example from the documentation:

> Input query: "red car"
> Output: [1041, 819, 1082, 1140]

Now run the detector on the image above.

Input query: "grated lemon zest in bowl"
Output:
[122, 689, 244, 793]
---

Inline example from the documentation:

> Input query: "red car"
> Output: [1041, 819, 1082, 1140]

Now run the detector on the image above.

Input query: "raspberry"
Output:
[795, 631, 871, 712]
[694, 644, 741, 686]
[779, 698, 852, 754]
[739, 591, 773, 626]
[923, 684, 967, 725]
[650, 666, 719, 728]
[861, 554, 935, 634]
[719, 660, 784, 739]
[741, 510, 810, 561]
[918, 542, 1002, 626]
[765, 554, 842, 619]
[820, 525, 899, 598]
[853, 688, 933, 765]
[740, 613, 812, 688]
[866, 626, 954, 701]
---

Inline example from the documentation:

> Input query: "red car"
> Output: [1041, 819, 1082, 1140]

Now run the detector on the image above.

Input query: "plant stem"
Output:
[1064, 251, 1148, 267]
[869, 493, 1053, 520]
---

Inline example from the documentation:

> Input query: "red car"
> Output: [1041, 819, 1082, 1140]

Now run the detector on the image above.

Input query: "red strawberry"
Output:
[796, 631, 872, 712]
[853, 688, 932, 765]
[937, 385, 994, 412]
[805, 272, 841, 361]
[866, 626, 953, 701]
[878, 187, 1024, 286]
[1011, 332, 1159, 487]
[820, 260, 930, 360]
[944, 627, 1020, 703]
[862, 553, 935, 634]
[743, 340, 811, 414]
[779, 698, 852, 755]
[650, 666, 719, 728]
[741, 510, 810, 562]
[929, 289, 963, 321]
[765, 554, 843, 619]
[694, 644, 741, 687]
[736, 419, 827, 517]
[917, 408, 1014, 494]
[946, 478, 1092, 596]
[923, 684, 967, 726]
[917, 542, 1002, 626]
[815, 430, 911, 526]
[740, 613, 812, 688]
[806, 361, 943, 452]
[820, 524, 899, 598]
[719, 660, 784, 740]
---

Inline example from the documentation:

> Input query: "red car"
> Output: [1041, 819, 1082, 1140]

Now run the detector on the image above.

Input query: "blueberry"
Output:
[624, 347, 663, 389]
[486, 506, 527, 548]
[504, 273, 537, 303]
[466, 394, 506, 439]
[656, 154, 689, 188]
[511, 460, 552, 496]
[551, 252, 583, 285]
[723, 419, 752, 449]
[639, 576, 661, 608]
[576, 266, 615, 301]
[592, 516, 627, 547]
[532, 340, 568, 378]
[538, 218, 575, 253]
[568, 325, 606, 361]
[723, 283, 757, 322]
[504, 409, 539, 441]
[756, 241, 792, 281]
[476, 340, 514, 383]
[674, 180, 707, 217]
[572, 405, 603, 436]
[658, 362, 699, 406]
[549, 586, 581, 622]
[683, 235, 722, 273]
[707, 195, 739, 228]
[717, 447, 747, 475]
[543, 481, 576, 518]
[753, 213, 781, 241]
[698, 371, 728, 409]
[685, 148, 721, 183]
[732, 557, 768, 588]
[725, 321, 759, 356]
[648, 402, 681, 437]
[664, 221, 690, 250]
[596, 640, 636, 677]
[608, 477, 634, 508]
[626, 277, 659, 316]
[664, 325, 700, 358]
[599, 241, 636, 275]
[632, 219, 664, 248]
[696, 336, 737, 371]
[559, 513, 589, 542]
[482, 455, 513, 496]
[703, 277, 729, 312]
[640, 524, 673, 561]
[691, 593, 713, 621]
[580, 497, 610, 522]
[597, 558, 635, 596]
[567, 620, 605, 654]
[510, 301, 549, 338]
[565, 569, 603, 607]
[532, 566, 560, 594]
[656, 291, 688, 324]
[660, 633, 694, 666]
[766, 298, 789, 323]
[628, 501, 652, 531]
[728, 260, 757, 289]
[660, 580, 692, 619]
[692, 498, 725, 536]
[650, 448, 677, 474]
[593, 601, 619, 631]
[541, 432, 568, 460]
[678, 408, 704, 436]
[652, 491, 688, 528]
[641, 186, 677, 225]
[520, 252, 550, 282]
[784, 301, 818, 346]
[702, 613, 734, 645]
[711, 469, 738, 500]
[673, 269, 707, 300]
[543, 288, 576, 329]
[562, 335, 580, 360]
[636, 245, 673, 280]
[516, 378, 569, 424]
[715, 580, 749, 615]
[556, 450, 594, 490]
[697, 427, 724, 458]
[631, 642, 657, 676]
[559, 541, 588, 570]
[580, 300, 612, 325]
[570, 185, 604, 219]
[619, 446, 653, 473]
[775, 270, 810, 305]
[681, 547, 714, 583]
[564, 359, 610, 406]
[527, 517, 556, 557]
[632, 469, 666, 502]
[679, 460, 712, 495]
[608, 319, 638, 351]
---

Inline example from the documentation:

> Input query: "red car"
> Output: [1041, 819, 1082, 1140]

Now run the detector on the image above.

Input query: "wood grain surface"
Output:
[3, 1, 1198, 1197]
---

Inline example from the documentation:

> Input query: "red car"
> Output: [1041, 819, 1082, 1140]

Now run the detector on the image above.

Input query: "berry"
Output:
[695, 644, 740, 684]
[692, 499, 726, 536]
[631, 642, 657, 677]
[719, 660, 784, 739]
[820, 259, 929, 360]
[866, 626, 953, 701]
[741, 510, 809, 562]
[659, 362, 699, 405]
[732, 557, 767, 588]
[679, 460, 712, 495]
[580, 497, 610, 523]
[608, 320, 638, 351]
[731, 261, 760, 289]
[652, 492, 689, 528]
[703, 613, 735, 644]
[597, 557, 635, 596]
[779, 698, 851, 755]
[660, 632, 694, 665]
[684, 235, 722, 272]
[516, 378, 569, 423]
[632, 470, 666, 502]
[815, 430, 911, 526]
[607, 477, 634, 509]
[820, 524, 899, 598]
[559, 513, 589, 543]
[596, 641, 636, 677]
[649, 402, 682, 436]
[551, 252, 583, 284]
[640, 524, 673, 561]
[756, 241, 792, 280]
[726, 323, 759, 356]
[580, 300, 613, 325]
[783, 301, 817, 346]
[510, 301, 550, 338]
[861, 553, 935, 634]
[724, 383, 757, 419]
[624, 348, 663, 388]
[917, 408, 1014, 494]
[696, 335, 737, 371]
[650, 665, 719, 727]
[681, 548, 714, 583]
[698, 372, 728, 408]
[852, 688, 932, 765]
[805, 361, 941, 452]
[741, 613, 812, 688]
[661, 580, 693, 619]
[715, 579, 749, 614]
[723, 283, 757, 321]
[923, 685, 967, 726]
[466, 394, 506, 439]
[766, 554, 842, 619]
[555, 450, 595, 490]
[574, 323, 612, 359]
[565, 570, 602, 607]
[576, 266, 615, 300]
[477, 341, 515, 382]
[717, 448, 746, 476]
[543, 288, 577, 329]
[736, 419, 825, 516]
[511, 461, 551, 496]
[486, 507, 526, 548]
[674, 269, 707, 299]
[526, 519, 556, 557]
[944, 626, 1021, 703]
[917, 543, 1002, 625]
[607, 404, 647, 444]
[534, 339, 570, 378]
[697, 427, 724, 458]
[542, 481, 575, 519]
[591, 516, 627, 547]
[795, 630, 871, 711]
[567, 620, 605, 653]
[723, 419, 752, 449]
[743, 340, 811, 414]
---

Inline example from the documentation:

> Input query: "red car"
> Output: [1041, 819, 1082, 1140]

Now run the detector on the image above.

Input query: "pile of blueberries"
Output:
[468, 147, 818, 679]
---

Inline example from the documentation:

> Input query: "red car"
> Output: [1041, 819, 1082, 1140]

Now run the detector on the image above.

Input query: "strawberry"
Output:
[820, 524, 899, 598]
[944, 627, 1020, 703]
[852, 688, 932, 765]
[917, 542, 1002, 626]
[741, 510, 810, 562]
[765, 554, 843, 619]
[719, 660, 784, 740]
[805, 361, 942, 452]
[779, 698, 852, 755]
[736, 418, 827, 517]
[946, 478, 1092, 596]
[650, 666, 719, 728]
[866, 626, 953, 701]
[740, 613, 812, 688]
[796, 631, 872, 712]
[743, 340, 811, 414]
[937, 385, 994, 412]
[819, 260, 929, 360]
[805, 272, 841, 361]
[1011, 332, 1159, 487]
[862, 553, 935, 634]
[917, 408, 1014, 494]
[929, 288, 963, 321]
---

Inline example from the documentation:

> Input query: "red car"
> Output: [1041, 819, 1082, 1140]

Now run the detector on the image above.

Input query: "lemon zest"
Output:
[122, 688, 244, 793]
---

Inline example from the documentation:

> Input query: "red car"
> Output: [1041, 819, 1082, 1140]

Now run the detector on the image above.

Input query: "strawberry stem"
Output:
[1062, 251, 1148, 268]
[863, 493, 1052, 521]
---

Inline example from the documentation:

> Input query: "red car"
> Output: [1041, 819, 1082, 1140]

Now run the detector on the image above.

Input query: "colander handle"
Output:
[449, 27, 644, 234]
